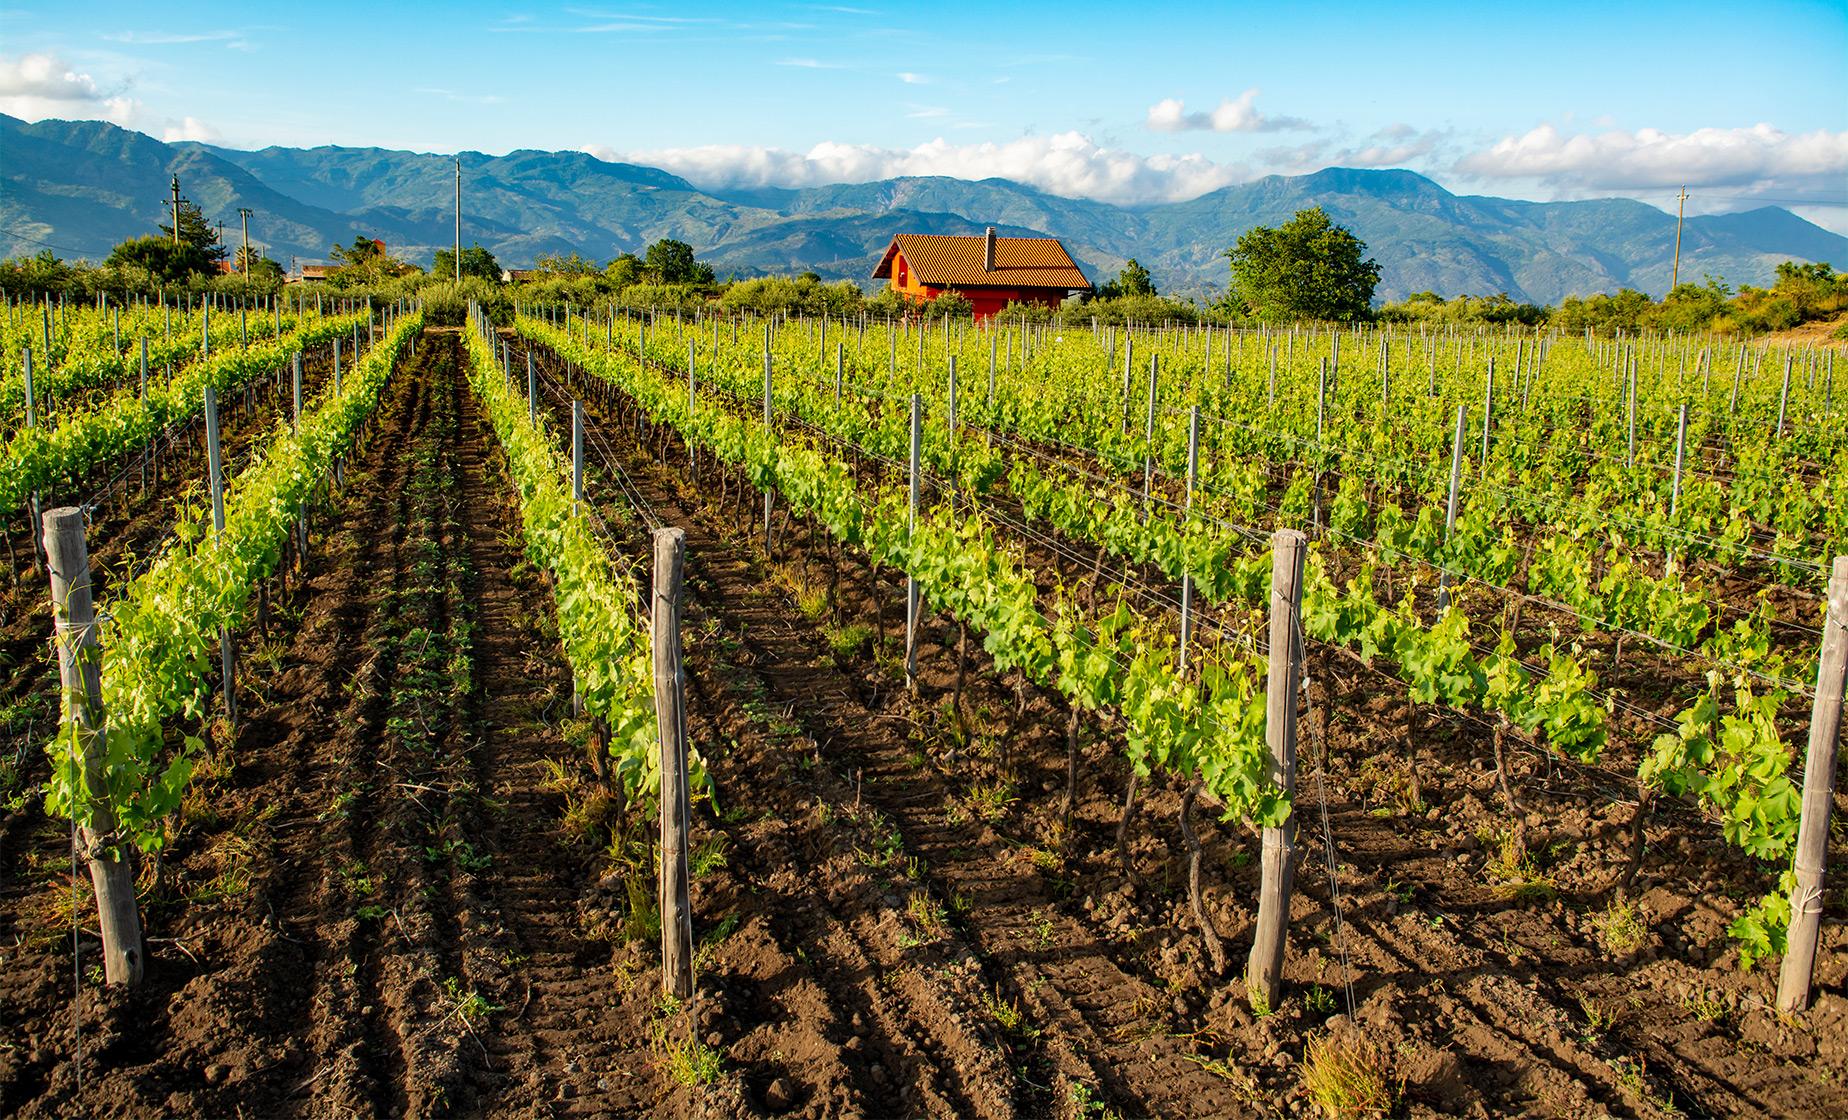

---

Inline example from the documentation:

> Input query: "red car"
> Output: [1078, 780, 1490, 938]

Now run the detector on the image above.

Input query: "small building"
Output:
[872, 228, 1091, 318]
[501, 268, 541, 283]
[287, 264, 337, 284]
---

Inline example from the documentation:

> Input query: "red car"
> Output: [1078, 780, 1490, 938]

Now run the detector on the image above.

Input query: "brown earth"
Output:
[0, 328, 1845, 1119]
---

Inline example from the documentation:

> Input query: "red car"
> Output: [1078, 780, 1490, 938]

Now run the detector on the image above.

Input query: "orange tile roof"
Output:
[873, 233, 1091, 291]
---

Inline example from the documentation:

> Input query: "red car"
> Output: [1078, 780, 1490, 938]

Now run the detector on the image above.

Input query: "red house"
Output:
[872, 227, 1091, 318]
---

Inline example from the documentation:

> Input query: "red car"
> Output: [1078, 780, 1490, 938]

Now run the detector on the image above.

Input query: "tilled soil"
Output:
[2, 328, 1846, 1119]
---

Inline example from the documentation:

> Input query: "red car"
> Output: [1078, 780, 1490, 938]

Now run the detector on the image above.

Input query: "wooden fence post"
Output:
[1777, 555, 1848, 1012]
[43, 506, 145, 986]
[1248, 528, 1306, 1011]
[762, 347, 774, 554]
[1140, 354, 1158, 521]
[1179, 405, 1200, 672]
[571, 400, 584, 514]
[204, 385, 236, 726]
[653, 526, 695, 1000]
[905, 393, 922, 689]
[1777, 353, 1793, 439]
[1437, 405, 1467, 611]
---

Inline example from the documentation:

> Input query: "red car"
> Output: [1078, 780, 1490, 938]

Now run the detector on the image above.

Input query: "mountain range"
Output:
[3, 114, 1844, 306]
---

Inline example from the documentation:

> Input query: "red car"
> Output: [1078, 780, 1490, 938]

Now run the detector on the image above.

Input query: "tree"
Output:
[159, 199, 226, 264]
[644, 238, 714, 285]
[332, 236, 386, 268]
[434, 243, 503, 282]
[1222, 207, 1380, 323]
[534, 251, 599, 278]
[327, 236, 413, 285]
[107, 235, 211, 283]
[0, 250, 78, 297]
[604, 252, 645, 289]
[1097, 257, 1156, 299]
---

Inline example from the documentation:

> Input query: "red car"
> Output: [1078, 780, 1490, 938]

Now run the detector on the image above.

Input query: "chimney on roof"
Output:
[983, 226, 996, 272]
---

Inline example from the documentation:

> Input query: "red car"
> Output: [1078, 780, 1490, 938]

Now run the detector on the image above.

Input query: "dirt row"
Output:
[1, 327, 1844, 1119]
[1, 331, 638, 1116]
[515, 328, 1848, 1119]
[0, 340, 349, 944]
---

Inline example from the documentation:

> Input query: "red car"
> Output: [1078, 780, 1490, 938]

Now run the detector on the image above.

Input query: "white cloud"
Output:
[590, 131, 1255, 205]
[0, 50, 105, 100]
[775, 57, 844, 69]
[162, 115, 218, 142]
[904, 104, 948, 119]
[1145, 88, 1311, 134]
[0, 51, 220, 145]
[0, 51, 138, 125]
[897, 71, 927, 84]
[1457, 121, 1848, 193]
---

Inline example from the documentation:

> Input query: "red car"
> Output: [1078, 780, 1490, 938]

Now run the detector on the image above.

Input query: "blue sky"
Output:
[4, 1, 1846, 229]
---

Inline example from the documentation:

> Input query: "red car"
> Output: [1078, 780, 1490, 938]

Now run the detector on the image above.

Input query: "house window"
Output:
[896, 256, 907, 286]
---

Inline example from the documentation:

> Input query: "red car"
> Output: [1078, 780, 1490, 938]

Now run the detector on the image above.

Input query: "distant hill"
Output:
[4, 114, 1844, 305]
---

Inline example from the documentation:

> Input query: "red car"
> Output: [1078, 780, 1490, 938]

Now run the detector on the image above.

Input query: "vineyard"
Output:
[1, 290, 1846, 1119]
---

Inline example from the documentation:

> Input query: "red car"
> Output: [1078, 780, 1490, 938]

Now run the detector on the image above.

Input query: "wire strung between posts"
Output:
[526, 347, 663, 535]
[1299, 602, 1357, 1018]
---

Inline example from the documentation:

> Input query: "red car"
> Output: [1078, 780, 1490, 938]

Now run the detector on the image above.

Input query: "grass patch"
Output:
[1301, 1033, 1396, 1118]
[1484, 832, 1556, 904]
[1594, 895, 1647, 955]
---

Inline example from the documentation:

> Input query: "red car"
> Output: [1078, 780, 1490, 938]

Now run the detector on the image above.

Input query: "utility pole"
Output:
[1670, 186, 1689, 291]
[454, 158, 462, 284]
[237, 207, 253, 279]
[169, 176, 184, 248]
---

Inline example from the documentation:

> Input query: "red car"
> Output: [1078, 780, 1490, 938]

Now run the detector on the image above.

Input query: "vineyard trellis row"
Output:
[526, 302, 1848, 1007]
[41, 310, 420, 979]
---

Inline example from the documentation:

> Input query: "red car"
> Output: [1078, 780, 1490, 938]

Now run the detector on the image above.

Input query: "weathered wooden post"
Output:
[1480, 355, 1494, 466]
[1140, 354, 1158, 520]
[1670, 404, 1688, 518]
[905, 393, 922, 691]
[43, 507, 145, 986]
[1777, 555, 1848, 1012]
[687, 341, 698, 479]
[762, 346, 774, 553]
[1437, 405, 1467, 612]
[1777, 353, 1793, 439]
[653, 526, 695, 999]
[1178, 405, 1201, 672]
[988, 331, 997, 410]
[203, 385, 236, 726]
[1121, 336, 1134, 433]
[527, 351, 537, 427]
[292, 352, 303, 428]
[1627, 355, 1638, 468]
[1247, 528, 1306, 1012]
[571, 400, 585, 515]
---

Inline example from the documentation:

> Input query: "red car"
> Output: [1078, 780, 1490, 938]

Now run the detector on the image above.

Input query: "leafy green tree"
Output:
[604, 252, 645, 289]
[434, 243, 503, 282]
[1222, 207, 1380, 322]
[0, 249, 78, 297]
[106, 235, 211, 283]
[331, 236, 385, 268]
[158, 199, 226, 264]
[1097, 257, 1156, 299]
[1552, 288, 1654, 334]
[533, 251, 599, 278]
[1654, 277, 1732, 332]
[643, 238, 714, 285]
[325, 236, 416, 286]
